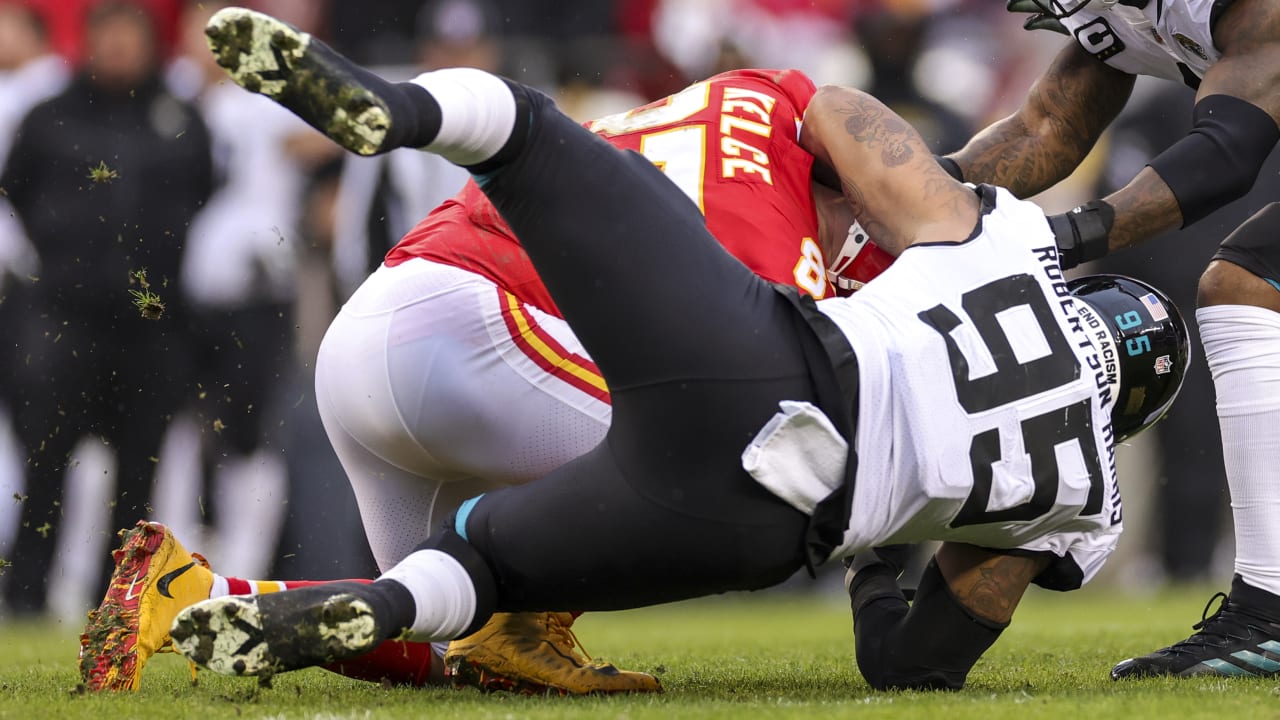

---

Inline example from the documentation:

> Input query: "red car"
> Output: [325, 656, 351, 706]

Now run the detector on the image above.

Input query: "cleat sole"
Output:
[204, 7, 390, 155]
[172, 592, 380, 678]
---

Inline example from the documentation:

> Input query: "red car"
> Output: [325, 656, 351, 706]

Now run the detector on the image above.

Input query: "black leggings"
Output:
[437, 85, 825, 613]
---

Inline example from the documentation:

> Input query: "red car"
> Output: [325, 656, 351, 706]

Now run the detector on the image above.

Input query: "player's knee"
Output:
[1198, 260, 1239, 307]
[1198, 260, 1279, 310]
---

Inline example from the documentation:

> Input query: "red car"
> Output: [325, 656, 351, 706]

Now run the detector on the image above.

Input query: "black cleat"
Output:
[203, 7, 391, 155]
[170, 582, 385, 679]
[1112, 583, 1280, 679]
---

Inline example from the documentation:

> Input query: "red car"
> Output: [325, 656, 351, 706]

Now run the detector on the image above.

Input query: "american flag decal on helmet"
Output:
[1141, 293, 1169, 322]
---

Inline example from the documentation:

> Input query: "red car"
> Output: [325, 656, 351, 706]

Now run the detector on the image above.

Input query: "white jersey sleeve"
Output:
[1061, 0, 1221, 85]
[813, 185, 1122, 589]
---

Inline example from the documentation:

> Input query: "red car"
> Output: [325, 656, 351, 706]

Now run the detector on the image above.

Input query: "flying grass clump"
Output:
[128, 269, 165, 320]
[87, 161, 118, 184]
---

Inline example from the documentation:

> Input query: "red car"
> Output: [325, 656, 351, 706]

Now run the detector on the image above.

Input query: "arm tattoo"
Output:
[838, 174, 899, 250]
[923, 176, 974, 216]
[958, 46, 1133, 197]
[950, 556, 1041, 624]
[1104, 169, 1182, 250]
[834, 96, 915, 168]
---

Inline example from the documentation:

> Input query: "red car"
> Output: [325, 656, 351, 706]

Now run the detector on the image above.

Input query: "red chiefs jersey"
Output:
[386, 68, 835, 316]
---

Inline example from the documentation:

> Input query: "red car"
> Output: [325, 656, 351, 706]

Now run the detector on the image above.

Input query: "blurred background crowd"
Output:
[0, 0, 1271, 622]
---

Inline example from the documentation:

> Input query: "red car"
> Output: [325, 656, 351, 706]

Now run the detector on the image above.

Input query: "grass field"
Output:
[0, 584, 1276, 719]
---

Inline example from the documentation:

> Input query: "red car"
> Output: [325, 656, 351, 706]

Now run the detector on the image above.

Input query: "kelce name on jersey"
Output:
[716, 87, 777, 184]
[588, 80, 781, 186]
[1032, 242, 1122, 525]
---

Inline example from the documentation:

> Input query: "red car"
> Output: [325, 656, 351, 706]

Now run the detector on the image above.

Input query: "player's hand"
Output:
[1006, 0, 1069, 35]
[1047, 200, 1114, 270]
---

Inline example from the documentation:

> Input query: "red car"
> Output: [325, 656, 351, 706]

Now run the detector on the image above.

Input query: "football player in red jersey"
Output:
[929, 0, 1280, 679]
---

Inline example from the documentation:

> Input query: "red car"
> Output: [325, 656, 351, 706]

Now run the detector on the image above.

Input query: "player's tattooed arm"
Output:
[800, 84, 977, 254]
[1097, 167, 1182, 251]
[850, 542, 1047, 690]
[935, 542, 1050, 624]
[949, 43, 1133, 199]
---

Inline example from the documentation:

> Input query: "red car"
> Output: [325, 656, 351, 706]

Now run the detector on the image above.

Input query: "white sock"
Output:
[1198, 304, 1280, 597]
[410, 68, 516, 166]
[379, 549, 478, 641]
[209, 574, 229, 599]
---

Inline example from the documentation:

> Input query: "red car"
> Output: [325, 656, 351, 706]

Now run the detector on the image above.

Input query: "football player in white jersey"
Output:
[165, 8, 1188, 691]
[933, 0, 1280, 679]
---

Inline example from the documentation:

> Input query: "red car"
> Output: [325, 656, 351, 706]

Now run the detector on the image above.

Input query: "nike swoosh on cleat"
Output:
[157, 562, 198, 599]
[123, 572, 144, 601]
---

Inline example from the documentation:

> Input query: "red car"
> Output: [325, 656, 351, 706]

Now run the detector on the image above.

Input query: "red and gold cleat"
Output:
[78, 521, 213, 691]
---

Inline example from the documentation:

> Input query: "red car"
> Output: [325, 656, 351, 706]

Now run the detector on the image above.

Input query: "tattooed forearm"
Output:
[953, 45, 1133, 197]
[839, 174, 901, 249]
[937, 545, 1049, 625]
[1103, 166, 1182, 250]
[953, 564, 1028, 623]
[922, 175, 974, 216]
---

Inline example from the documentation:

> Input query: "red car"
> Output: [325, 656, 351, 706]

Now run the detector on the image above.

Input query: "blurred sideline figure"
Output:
[0, 0, 212, 617]
[154, 0, 326, 579]
[0, 0, 68, 561]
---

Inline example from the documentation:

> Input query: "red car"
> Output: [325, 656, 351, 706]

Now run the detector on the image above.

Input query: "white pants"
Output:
[315, 259, 611, 571]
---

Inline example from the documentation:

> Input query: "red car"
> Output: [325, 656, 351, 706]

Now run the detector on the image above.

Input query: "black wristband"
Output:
[935, 155, 964, 182]
[1050, 199, 1113, 270]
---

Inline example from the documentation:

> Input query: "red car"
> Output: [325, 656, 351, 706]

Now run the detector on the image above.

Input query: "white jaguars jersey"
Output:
[1062, 0, 1221, 84]
[816, 186, 1122, 587]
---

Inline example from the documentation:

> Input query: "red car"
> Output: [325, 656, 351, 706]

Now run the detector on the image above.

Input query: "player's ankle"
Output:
[1230, 574, 1280, 622]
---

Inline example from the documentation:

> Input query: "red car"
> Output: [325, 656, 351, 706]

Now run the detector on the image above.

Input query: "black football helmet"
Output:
[1068, 274, 1190, 441]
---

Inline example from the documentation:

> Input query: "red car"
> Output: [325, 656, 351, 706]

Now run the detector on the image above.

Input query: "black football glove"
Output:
[1006, 0, 1069, 34]
[1047, 199, 1114, 270]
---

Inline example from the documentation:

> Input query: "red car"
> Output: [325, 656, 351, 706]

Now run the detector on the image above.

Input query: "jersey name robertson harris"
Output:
[1062, 0, 1224, 86]
[386, 69, 833, 317]
[817, 186, 1121, 589]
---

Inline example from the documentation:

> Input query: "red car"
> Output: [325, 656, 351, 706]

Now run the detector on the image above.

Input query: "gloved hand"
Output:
[1047, 199, 1114, 270]
[1007, 0, 1069, 34]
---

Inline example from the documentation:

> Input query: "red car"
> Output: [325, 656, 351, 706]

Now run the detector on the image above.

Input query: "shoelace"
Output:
[1165, 593, 1253, 655]
[545, 614, 599, 665]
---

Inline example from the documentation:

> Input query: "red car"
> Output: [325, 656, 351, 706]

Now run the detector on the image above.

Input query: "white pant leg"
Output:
[316, 259, 611, 570]
[1197, 305, 1280, 596]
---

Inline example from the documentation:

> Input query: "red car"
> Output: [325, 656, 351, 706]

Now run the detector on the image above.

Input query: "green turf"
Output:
[0, 584, 1275, 719]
